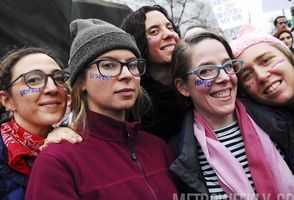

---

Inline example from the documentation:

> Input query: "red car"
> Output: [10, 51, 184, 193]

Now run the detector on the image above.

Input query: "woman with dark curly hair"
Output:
[121, 5, 188, 141]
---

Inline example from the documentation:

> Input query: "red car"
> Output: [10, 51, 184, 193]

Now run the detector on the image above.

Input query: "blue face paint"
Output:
[245, 82, 255, 90]
[89, 72, 111, 80]
[195, 80, 213, 87]
[147, 35, 160, 41]
[20, 88, 41, 96]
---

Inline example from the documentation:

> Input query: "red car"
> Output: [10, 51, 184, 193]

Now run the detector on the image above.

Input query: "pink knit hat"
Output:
[230, 24, 286, 58]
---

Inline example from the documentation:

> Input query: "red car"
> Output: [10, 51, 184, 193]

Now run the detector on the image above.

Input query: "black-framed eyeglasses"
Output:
[88, 58, 146, 77]
[185, 59, 243, 80]
[7, 69, 70, 90]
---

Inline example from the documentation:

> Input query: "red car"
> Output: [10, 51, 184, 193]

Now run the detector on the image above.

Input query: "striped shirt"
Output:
[197, 121, 256, 200]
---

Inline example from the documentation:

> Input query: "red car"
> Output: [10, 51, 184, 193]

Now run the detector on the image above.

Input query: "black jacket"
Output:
[0, 125, 28, 200]
[170, 100, 294, 198]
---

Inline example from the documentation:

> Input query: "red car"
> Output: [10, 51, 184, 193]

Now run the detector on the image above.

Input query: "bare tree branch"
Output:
[138, 0, 218, 31]
[176, 0, 188, 26]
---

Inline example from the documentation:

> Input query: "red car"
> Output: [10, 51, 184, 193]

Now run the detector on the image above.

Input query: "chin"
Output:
[217, 105, 235, 116]
[44, 114, 64, 124]
[119, 102, 136, 110]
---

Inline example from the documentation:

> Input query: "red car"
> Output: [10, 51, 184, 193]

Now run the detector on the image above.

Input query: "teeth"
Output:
[162, 45, 175, 51]
[211, 89, 230, 98]
[265, 81, 280, 94]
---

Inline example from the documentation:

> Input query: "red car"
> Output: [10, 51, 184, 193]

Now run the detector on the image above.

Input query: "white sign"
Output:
[262, 0, 294, 12]
[209, 0, 245, 30]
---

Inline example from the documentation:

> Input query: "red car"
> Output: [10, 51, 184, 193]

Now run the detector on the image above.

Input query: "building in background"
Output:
[0, 0, 132, 65]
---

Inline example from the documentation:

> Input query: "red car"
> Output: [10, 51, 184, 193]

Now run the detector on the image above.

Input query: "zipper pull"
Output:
[127, 134, 137, 160]
[131, 152, 137, 160]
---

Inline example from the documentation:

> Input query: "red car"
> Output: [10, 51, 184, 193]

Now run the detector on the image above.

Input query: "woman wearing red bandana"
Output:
[170, 32, 294, 199]
[0, 47, 81, 200]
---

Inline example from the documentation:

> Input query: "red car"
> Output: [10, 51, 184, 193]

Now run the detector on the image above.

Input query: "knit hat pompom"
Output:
[230, 24, 286, 58]
[68, 18, 141, 86]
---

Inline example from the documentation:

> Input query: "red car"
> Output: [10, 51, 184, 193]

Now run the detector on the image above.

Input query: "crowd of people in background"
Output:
[273, 15, 294, 55]
[0, 4, 293, 200]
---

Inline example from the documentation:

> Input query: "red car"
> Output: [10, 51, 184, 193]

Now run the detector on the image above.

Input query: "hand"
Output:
[39, 127, 82, 151]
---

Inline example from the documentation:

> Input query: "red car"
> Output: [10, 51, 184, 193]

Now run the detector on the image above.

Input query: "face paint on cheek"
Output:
[20, 88, 41, 96]
[89, 72, 112, 80]
[245, 82, 255, 90]
[271, 58, 285, 70]
[195, 80, 213, 87]
[147, 35, 160, 41]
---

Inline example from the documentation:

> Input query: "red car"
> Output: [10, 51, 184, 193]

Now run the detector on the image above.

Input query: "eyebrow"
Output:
[254, 52, 272, 62]
[198, 58, 231, 66]
[96, 56, 137, 62]
[146, 22, 172, 31]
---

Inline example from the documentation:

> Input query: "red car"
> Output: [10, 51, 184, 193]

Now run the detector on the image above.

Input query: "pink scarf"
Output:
[193, 100, 294, 199]
[1, 120, 44, 174]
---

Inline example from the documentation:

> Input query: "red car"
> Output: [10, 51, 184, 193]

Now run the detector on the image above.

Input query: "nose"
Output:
[118, 65, 133, 79]
[255, 67, 270, 84]
[214, 69, 230, 83]
[162, 27, 175, 39]
[43, 77, 58, 93]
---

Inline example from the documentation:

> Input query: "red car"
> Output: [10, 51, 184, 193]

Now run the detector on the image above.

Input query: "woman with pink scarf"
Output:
[169, 32, 294, 199]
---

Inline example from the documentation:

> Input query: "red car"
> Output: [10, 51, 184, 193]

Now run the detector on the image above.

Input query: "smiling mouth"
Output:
[264, 81, 281, 94]
[161, 44, 175, 51]
[211, 89, 231, 98]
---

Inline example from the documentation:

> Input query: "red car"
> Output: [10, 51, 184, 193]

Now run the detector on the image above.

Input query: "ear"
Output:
[174, 78, 190, 97]
[0, 91, 16, 112]
[81, 80, 86, 91]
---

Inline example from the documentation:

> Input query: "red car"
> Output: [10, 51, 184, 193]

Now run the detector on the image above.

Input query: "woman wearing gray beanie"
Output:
[26, 18, 178, 199]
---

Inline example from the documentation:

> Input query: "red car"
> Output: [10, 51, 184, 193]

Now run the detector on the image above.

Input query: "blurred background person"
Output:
[275, 28, 294, 54]
[273, 16, 290, 32]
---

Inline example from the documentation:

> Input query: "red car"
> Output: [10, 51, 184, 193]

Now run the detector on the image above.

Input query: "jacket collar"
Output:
[79, 111, 140, 143]
[170, 110, 208, 194]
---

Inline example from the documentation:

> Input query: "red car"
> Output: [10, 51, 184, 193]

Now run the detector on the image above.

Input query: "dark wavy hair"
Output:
[121, 5, 181, 69]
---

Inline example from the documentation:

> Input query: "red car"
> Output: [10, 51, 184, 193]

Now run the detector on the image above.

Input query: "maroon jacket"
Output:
[25, 111, 178, 199]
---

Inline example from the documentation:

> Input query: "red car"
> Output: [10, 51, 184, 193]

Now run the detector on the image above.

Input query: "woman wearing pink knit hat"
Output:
[230, 24, 294, 110]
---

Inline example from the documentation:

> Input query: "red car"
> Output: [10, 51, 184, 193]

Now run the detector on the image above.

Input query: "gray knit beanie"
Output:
[68, 18, 141, 86]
